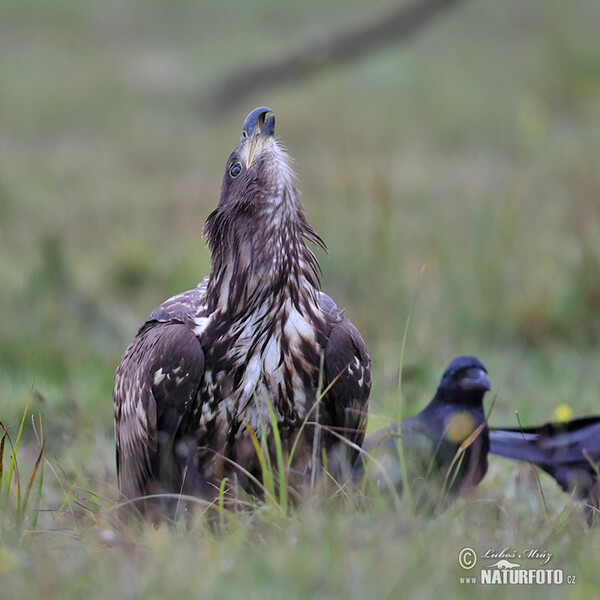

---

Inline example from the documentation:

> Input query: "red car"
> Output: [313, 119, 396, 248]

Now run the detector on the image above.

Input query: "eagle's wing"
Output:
[113, 283, 207, 501]
[318, 292, 371, 465]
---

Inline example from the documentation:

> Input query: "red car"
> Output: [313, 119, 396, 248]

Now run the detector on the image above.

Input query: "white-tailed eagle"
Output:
[113, 107, 371, 514]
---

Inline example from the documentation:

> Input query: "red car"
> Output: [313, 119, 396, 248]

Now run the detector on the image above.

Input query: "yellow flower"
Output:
[553, 403, 574, 422]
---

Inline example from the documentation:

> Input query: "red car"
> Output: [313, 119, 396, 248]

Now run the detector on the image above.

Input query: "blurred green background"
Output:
[2, 0, 600, 475]
[0, 0, 599, 595]
[2, 0, 599, 479]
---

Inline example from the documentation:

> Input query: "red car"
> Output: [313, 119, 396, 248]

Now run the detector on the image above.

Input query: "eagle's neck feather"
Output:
[204, 178, 324, 318]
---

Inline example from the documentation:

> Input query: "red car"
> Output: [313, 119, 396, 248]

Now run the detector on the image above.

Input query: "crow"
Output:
[355, 356, 600, 521]
[354, 355, 490, 512]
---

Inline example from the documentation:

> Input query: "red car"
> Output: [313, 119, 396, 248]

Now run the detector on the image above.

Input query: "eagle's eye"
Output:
[229, 162, 242, 178]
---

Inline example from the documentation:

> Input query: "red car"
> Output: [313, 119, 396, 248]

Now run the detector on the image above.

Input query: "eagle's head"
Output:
[204, 107, 299, 242]
[218, 107, 296, 211]
[203, 107, 325, 311]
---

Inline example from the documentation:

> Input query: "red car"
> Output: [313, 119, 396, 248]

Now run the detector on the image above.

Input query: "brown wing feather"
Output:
[319, 293, 371, 465]
[114, 291, 206, 501]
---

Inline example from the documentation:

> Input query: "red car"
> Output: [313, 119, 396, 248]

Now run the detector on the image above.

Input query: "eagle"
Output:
[114, 107, 371, 513]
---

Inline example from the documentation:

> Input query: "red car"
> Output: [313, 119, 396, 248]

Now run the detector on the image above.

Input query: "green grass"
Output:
[1, 0, 600, 596]
[0, 396, 45, 539]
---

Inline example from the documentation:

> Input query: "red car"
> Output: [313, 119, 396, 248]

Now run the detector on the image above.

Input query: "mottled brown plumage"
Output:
[114, 108, 371, 513]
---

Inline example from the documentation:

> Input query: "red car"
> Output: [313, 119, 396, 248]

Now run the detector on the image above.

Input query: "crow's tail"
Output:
[489, 416, 600, 519]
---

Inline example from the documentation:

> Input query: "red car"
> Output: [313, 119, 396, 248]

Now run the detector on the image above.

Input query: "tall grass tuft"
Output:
[394, 269, 425, 514]
[0, 392, 45, 540]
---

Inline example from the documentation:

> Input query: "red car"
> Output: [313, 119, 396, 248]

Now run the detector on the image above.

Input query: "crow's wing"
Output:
[355, 412, 488, 495]
[353, 417, 441, 497]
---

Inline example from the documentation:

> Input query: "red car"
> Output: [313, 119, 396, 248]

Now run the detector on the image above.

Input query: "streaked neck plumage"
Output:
[202, 141, 325, 317]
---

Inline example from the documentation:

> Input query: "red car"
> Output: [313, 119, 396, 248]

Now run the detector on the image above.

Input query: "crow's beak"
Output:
[240, 106, 275, 168]
[458, 367, 491, 392]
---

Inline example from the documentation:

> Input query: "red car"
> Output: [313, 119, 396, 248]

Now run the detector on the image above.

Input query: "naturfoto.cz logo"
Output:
[458, 547, 576, 586]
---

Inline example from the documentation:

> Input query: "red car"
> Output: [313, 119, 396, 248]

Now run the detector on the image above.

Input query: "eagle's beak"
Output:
[241, 106, 275, 168]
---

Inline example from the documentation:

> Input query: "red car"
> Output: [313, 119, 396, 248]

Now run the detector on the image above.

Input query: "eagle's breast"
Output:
[195, 294, 327, 444]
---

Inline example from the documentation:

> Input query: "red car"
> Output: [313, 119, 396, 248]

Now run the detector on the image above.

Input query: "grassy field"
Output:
[1, 0, 599, 597]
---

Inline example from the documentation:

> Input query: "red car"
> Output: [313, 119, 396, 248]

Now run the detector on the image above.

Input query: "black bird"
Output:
[357, 356, 600, 520]
[489, 417, 600, 522]
[114, 107, 371, 513]
[354, 355, 490, 511]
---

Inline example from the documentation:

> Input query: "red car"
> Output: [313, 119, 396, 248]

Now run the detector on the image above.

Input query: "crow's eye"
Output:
[229, 162, 242, 178]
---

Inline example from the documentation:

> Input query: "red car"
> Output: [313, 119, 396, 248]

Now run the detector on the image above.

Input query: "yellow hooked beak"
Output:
[240, 107, 275, 168]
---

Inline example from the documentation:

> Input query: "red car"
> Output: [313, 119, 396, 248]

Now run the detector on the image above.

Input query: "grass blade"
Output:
[22, 441, 45, 521]
[253, 391, 273, 475]
[5, 392, 32, 504]
[242, 417, 275, 501]
[0, 426, 6, 487]
[262, 389, 288, 512]
[218, 477, 227, 531]
[396, 267, 425, 514]
[288, 362, 343, 469]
